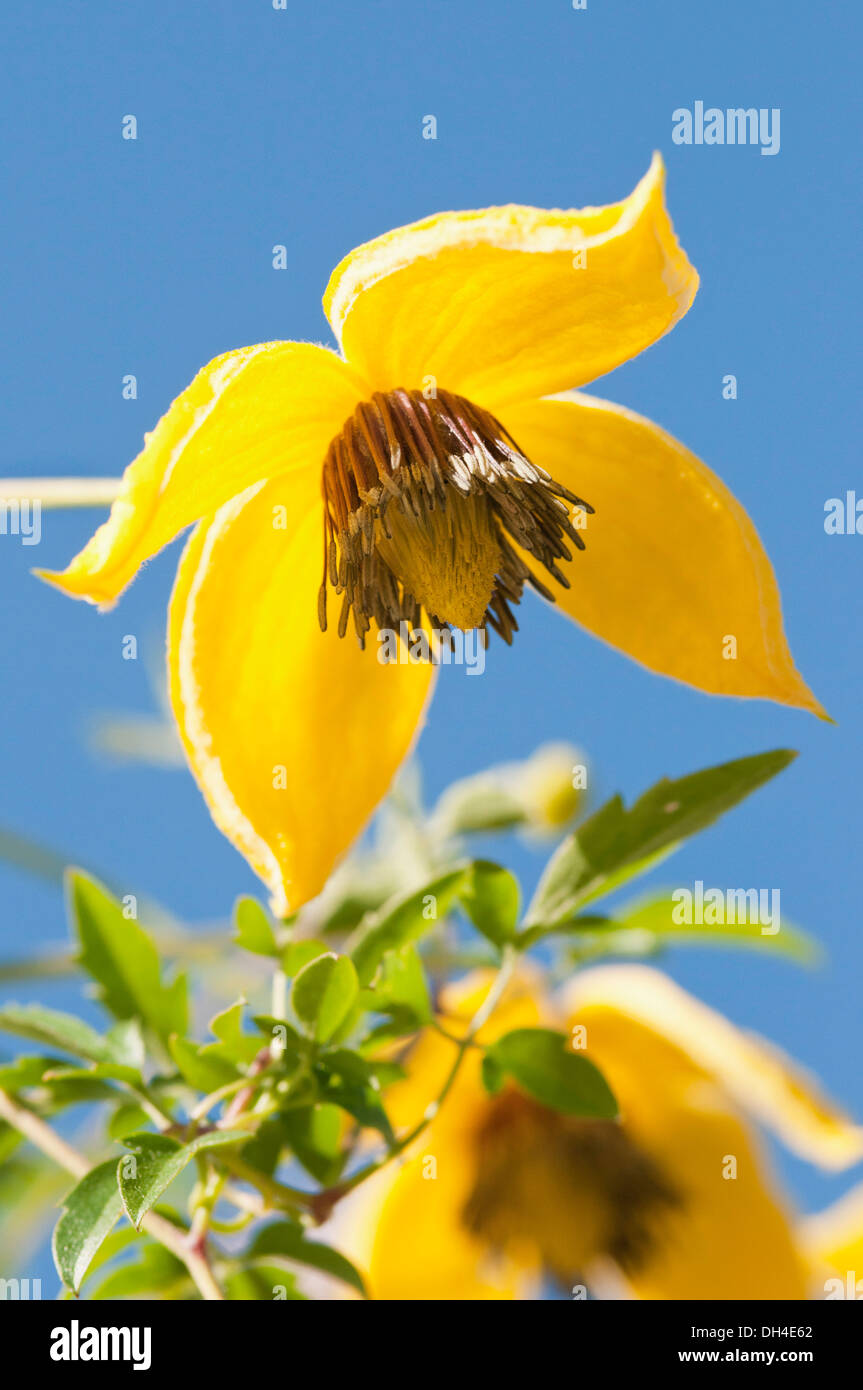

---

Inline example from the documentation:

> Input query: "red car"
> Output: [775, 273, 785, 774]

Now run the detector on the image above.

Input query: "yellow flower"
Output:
[40, 156, 822, 915]
[333, 966, 863, 1301]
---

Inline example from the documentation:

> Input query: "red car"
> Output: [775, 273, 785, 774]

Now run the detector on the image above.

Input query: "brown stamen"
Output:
[319, 388, 593, 647]
[463, 1090, 680, 1281]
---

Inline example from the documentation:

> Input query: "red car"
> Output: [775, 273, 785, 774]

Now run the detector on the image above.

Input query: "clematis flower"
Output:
[334, 966, 863, 1301]
[41, 155, 822, 915]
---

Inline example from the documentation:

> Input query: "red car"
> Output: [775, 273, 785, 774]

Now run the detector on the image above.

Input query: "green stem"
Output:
[216, 1151, 309, 1217]
[312, 946, 518, 1214]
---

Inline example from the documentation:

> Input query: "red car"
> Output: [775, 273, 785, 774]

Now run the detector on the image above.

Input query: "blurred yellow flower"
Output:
[335, 966, 863, 1300]
[40, 156, 821, 914]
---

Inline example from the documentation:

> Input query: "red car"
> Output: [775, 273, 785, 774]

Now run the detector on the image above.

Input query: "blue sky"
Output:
[1, 0, 861, 1248]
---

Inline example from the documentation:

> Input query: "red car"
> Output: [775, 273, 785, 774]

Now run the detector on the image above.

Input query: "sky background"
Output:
[1, 0, 861, 1283]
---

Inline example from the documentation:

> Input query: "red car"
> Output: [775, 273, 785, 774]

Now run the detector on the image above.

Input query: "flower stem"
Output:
[0, 478, 121, 508]
[309, 946, 518, 1217]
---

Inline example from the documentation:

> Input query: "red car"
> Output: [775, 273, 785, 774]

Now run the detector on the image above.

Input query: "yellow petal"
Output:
[563, 967, 823, 1299]
[324, 154, 698, 412]
[800, 1184, 863, 1296]
[501, 394, 825, 714]
[39, 342, 366, 606]
[625, 1094, 810, 1299]
[343, 1143, 531, 1301]
[168, 469, 434, 916]
[564, 966, 863, 1171]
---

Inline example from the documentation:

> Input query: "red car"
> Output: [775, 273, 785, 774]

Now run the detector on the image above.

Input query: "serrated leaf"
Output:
[118, 1129, 249, 1227]
[233, 897, 279, 957]
[347, 867, 472, 986]
[460, 860, 520, 947]
[291, 954, 359, 1043]
[526, 750, 796, 925]
[52, 1160, 124, 1292]
[248, 1220, 366, 1295]
[489, 1028, 617, 1118]
[67, 870, 188, 1041]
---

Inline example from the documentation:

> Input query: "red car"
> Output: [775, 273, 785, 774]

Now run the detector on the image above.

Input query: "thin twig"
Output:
[0, 1088, 225, 1301]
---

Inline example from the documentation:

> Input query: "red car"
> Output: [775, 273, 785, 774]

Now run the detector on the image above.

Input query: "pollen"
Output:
[318, 388, 592, 646]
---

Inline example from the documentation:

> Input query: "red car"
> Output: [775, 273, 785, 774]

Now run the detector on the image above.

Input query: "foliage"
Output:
[0, 743, 810, 1299]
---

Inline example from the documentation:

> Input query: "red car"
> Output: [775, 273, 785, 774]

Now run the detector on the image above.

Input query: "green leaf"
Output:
[169, 1035, 239, 1092]
[248, 1220, 366, 1295]
[251, 1016, 304, 1063]
[316, 1074, 395, 1144]
[291, 953, 359, 1043]
[606, 891, 818, 963]
[0, 1055, 67, 1090]
[480, 1053, 506, 1096]
[67, 870, 188, 1042]
[0, 1003, 133, 1067]
[282, 939, 330, 977]
[460, 860, 520, 947]
[118, 1130, 249, 1227]
[108, 1103, 152, 1141]
[319, 1050, 404, 1089]
[89, 1239, 189, 1300]
[42, 1061, 144, 1088]
[489, 1028, 618, 1118]
[238, 1115, 286, 1178]
[202, 1000, 262, 1067]
[52, 1160, 124, 1292]
[347, 866, 472, 986]
[358, 943, 432, 1028]
[233, 897, 279, 957]
[526, 750, 796, 926]
[224, 1262, 306, 1300]
[278, 1104, 343, 1184]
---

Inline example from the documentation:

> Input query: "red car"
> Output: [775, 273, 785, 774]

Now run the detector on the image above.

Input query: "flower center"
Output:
[462, 1089, 679, 1282]
[318, 388, 592, 645]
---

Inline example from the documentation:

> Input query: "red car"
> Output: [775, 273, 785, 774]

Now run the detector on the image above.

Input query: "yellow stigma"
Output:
[318, 388, 592, 646]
